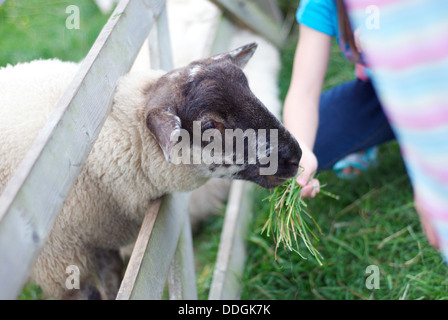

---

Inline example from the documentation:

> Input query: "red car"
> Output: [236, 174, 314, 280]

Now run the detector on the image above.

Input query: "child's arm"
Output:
[283, 24, 332, 198]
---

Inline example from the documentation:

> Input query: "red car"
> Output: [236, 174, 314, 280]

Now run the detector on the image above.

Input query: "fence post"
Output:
[116, 192, 192, 299]
[148, 1, 173, 71]
[209, 180, 254, 299]
[167, 213, 198, 300]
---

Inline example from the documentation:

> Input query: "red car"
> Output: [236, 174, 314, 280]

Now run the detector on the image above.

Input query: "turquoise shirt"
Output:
[296, 0, 339, 38]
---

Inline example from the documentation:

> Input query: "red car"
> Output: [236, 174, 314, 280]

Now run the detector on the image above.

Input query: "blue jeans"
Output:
[313, 79, 396, 171]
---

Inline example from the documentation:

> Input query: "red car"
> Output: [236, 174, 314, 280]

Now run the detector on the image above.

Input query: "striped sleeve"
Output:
[344, 0, 448, 264]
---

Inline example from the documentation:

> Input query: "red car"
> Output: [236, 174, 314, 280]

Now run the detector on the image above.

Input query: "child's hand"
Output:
[414, 194, 440, 249]
[296, 144, 320, 198]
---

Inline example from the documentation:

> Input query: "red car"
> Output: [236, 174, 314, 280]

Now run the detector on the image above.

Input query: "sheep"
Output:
[130, 0, 284, 227]
[0, 43, 301, 299]
[94, 0, 119, 14]
[94, 0, 283, 228]
[186, 30, 283, 228]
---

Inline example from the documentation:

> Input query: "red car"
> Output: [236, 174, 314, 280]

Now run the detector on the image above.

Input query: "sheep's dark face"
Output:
[145, 43, 302, 189]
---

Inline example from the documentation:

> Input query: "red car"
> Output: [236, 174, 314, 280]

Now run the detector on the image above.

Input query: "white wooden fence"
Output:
[0, 0, 286, 300]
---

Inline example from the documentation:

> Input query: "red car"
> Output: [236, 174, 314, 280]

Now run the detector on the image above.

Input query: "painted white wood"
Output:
[0, 0, 166, 300]
[209, 0, 288, 48]
[167, 213, 198, 300]
[117, 192, 191, 300]
[209, 181, 254, 300]
[115, 199, 162, 300]
[247, 0, 284, 25]
[209, 14, 236, 55]
[148, 2, 174, 71]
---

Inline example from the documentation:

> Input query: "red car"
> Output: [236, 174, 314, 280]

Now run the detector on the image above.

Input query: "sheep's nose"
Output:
[287, 144, 302, 166]
[281, 145, 302, 172]
[286, 157, 300, 168]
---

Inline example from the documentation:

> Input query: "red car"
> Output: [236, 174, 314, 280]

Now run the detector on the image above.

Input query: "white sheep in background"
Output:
[94, 0, 119, 14]
[0, 44, 300, 299]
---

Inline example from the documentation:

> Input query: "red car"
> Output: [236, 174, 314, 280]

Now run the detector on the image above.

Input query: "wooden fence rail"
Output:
[210, 0, 288, 48]
[0, 0, 283, 300]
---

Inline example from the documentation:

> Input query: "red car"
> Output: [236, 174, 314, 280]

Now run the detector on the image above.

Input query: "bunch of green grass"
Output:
[262, 170, 338, 265]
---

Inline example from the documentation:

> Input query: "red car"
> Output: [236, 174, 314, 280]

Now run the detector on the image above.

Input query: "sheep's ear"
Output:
[213, 42, 258, 69]
[146, 107, 182, 164]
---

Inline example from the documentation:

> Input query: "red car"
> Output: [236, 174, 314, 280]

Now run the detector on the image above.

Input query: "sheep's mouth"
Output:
[260, 175, 291, 188]
[262, 164, 300, 188]
[236, 167, 296, 189]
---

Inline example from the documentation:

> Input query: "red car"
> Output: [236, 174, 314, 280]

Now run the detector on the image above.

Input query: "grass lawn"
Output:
[0, 0, 108, 67]
[2, 0, 446, 300]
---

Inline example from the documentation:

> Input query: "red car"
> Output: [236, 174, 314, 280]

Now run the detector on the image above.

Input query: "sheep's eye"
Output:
[202, 120, 216, 131]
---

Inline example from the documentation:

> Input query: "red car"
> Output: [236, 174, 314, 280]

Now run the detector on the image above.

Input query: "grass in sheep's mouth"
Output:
[262, 168, 339, 265]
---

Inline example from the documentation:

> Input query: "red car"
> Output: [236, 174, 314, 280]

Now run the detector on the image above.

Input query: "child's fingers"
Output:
[300, 178, 320, 199]
[296, 170, 313, 187]
[310, 178, 320, 197]
[415, 195, 440, 249]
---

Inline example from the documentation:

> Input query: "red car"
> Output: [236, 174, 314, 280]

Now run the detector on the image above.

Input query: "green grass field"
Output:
[0, 0, 108, 67]
[2, 0, 446, 300]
